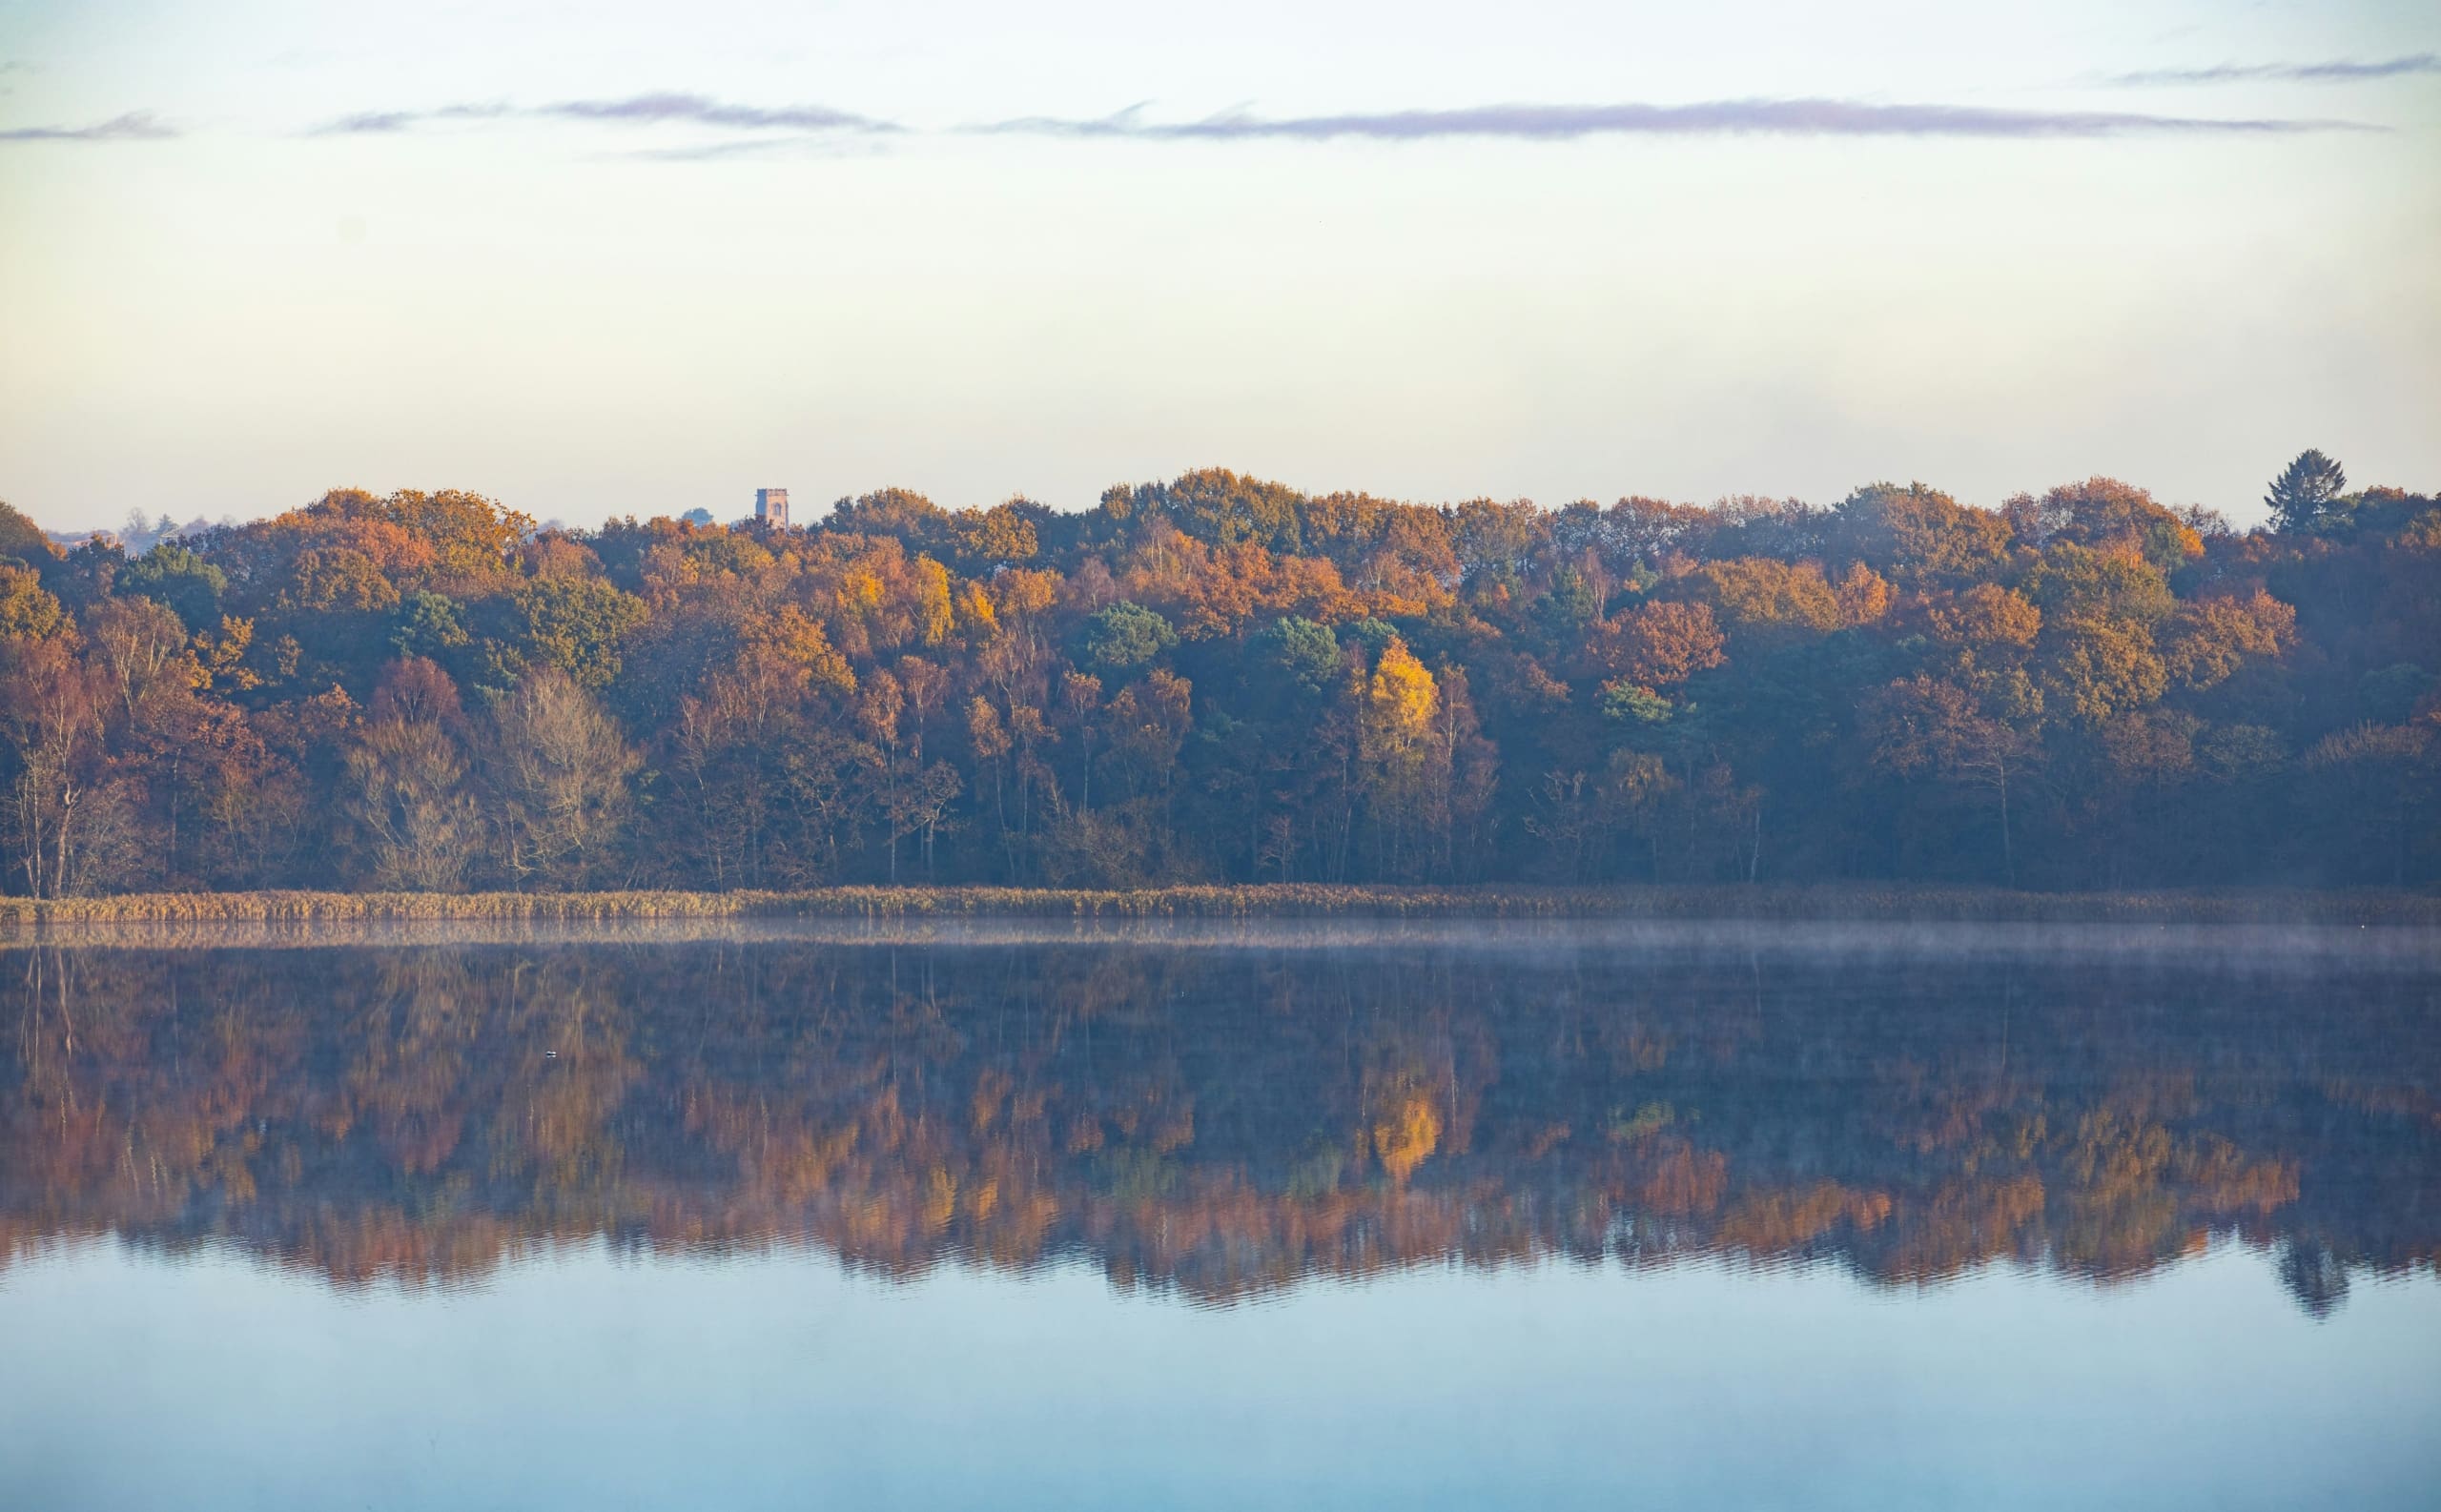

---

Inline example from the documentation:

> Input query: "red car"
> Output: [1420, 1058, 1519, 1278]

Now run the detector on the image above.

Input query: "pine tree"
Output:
[2266, 450, 2348, 534]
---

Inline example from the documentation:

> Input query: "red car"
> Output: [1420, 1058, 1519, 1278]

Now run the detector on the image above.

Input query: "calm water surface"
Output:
[3, 921, 2436, 1509]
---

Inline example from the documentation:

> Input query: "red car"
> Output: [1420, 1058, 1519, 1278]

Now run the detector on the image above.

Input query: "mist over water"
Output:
[3, 923, 2436, 1506]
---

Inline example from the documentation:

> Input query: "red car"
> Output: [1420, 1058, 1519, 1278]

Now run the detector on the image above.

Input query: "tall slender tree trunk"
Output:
[52, 785, 79, 899]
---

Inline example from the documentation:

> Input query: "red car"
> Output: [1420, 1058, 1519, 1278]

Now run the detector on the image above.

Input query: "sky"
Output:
[1, 1, 2436, 534]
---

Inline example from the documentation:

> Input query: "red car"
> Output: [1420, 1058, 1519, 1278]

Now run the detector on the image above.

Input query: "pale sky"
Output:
[2, 0, 2435, 532]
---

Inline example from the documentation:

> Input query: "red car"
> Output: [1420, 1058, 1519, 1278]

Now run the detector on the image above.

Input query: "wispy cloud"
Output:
[0, 111, 177, 143]
[978, 98, 2369, 142]
[2107, 53, 2440, 86]
[544, 93, 888, 132]
[614, 136, 872, 163]
[310, 92, 895, 137]
[313, 103, 511, 135]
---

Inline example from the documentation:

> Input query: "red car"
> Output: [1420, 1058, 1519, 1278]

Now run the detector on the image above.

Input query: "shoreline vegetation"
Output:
[4, 883, 2438, 931]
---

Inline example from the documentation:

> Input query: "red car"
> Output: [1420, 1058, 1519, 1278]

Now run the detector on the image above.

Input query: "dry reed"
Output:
[4, 883, 2436, 931]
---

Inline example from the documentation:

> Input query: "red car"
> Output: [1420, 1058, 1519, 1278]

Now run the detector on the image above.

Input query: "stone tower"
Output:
[754, 487, 790, 528]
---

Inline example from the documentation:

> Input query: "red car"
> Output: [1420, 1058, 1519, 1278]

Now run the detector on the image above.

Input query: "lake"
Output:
[3, 920, 2437, 1509]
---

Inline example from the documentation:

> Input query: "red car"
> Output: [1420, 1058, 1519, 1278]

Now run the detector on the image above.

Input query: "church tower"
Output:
[754, 487, 790, 528]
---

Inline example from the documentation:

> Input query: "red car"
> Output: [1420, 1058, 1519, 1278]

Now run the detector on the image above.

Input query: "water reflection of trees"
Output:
[3, 942, 2432, 1314]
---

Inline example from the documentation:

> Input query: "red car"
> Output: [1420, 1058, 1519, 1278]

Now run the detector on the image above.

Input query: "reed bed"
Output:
[3, 883, 2435, 931]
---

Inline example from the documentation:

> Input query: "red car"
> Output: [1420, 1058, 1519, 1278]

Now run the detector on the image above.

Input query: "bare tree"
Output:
[483, 666, 640, 889]
[343, 717, 478, 890]
[0, 639, 104, 898]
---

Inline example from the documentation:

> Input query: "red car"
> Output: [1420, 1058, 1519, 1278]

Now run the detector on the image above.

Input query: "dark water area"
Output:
[3, 922, 2437, 1509]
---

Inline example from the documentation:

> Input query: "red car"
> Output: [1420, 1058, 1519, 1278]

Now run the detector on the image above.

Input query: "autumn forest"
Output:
[2, 451, 2434, 899]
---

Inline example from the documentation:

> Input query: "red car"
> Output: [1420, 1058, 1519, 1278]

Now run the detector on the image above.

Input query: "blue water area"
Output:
[1, 921, 2435, 1508]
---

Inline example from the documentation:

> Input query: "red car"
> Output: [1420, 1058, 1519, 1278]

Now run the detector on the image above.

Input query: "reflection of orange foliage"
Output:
[2175, 1138, 2297, 1216]
[1633, 1141, 1726, 1216]
[1877, 1175, 2047, 1280]
[1715, 1182, 1890, 1252]
[2318, 1079, 2441, 1132]
[766, 1129, 859, 1205]
[1, 945, 2424, 1307]
[1372, 1094, 1442, 1183]
[922, 1168, 957, 1233]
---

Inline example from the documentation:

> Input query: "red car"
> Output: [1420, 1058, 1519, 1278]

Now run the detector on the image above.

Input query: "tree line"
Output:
[0, 449, 2433, 896]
